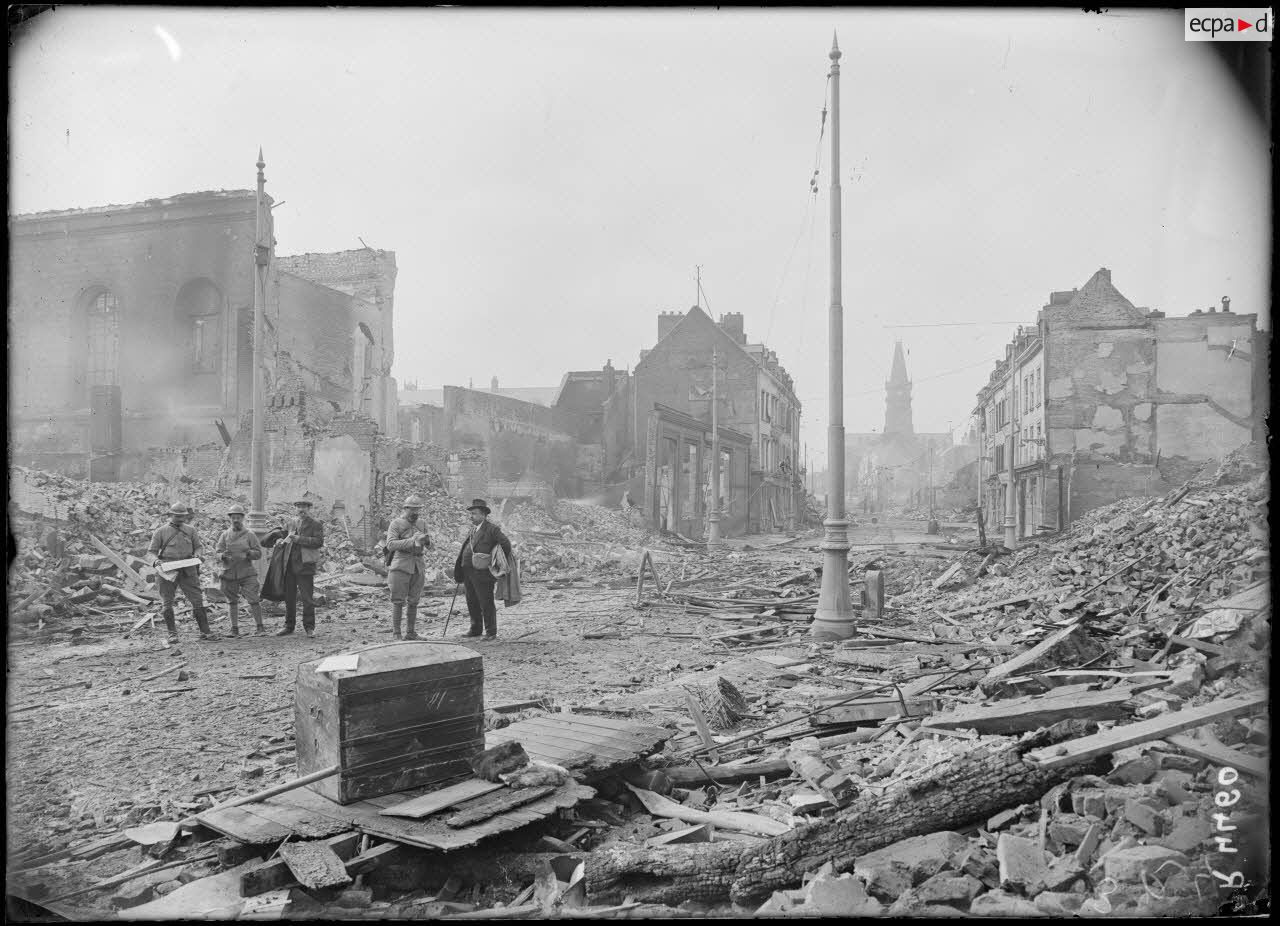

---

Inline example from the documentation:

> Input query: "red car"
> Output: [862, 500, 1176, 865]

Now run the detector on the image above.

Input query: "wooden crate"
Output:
[295, 642, 484, 805]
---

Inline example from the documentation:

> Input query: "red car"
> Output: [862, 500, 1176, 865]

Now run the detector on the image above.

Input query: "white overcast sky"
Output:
[9, 7, 1270, 472]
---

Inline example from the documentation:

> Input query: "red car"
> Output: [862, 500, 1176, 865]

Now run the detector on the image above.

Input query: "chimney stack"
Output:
[1222, 296, 1232, 313]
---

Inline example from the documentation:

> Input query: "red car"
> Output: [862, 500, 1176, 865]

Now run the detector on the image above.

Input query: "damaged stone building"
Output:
[845, 342, 956, 513]
[975, 267, 1268, 538]
[622, 306, 804, 537]
[8, 190, 399, 486]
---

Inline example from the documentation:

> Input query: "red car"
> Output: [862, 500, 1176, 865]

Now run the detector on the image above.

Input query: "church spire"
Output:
[884, 341, 914, 437]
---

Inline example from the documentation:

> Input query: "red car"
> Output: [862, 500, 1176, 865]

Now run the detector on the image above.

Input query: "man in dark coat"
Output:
[266, 498, 324, 637]
[453, 498, 513, 640]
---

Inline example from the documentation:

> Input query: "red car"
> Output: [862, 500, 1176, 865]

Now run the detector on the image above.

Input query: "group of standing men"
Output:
[385, 495, 514, 640]
[146, 499, 323, 644]
[146, 494, 515, 643]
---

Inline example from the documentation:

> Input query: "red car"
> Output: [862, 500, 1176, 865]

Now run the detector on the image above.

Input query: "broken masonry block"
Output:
[469, 741, 529, 782]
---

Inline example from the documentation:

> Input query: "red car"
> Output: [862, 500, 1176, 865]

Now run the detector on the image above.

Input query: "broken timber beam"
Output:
[1023, 690, 1266, 770]
[659, 758, 792, 787]
[925, 686, 1136, 735]
[1162, 732, 1266, 780]
[87, 534, 150, 588]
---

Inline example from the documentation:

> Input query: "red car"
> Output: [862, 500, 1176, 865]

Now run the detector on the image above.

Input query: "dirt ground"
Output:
[5, 534, 826, 877]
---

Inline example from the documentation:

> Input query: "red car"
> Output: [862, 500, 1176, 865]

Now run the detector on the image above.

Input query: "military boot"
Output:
[404, 605, 420, 640]
[228, 600, 240, 637]
[194, 606, 218, 641]
[391, 602, 403, 640]
[162, 608, 179, 645]
[250, 602, 266, 635]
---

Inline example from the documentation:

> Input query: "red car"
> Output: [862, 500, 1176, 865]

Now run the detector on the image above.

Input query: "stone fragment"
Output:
[996, 834, 1047, 895]
[1102, 846, 1189, 884]
[853, 831, 969, 892]
[754, 888, 808, 915]
[969, 889, 1046, 917]
[1036, 857, 1084, 893]
[1158, 770, 1195, 805]
[1033, 890, 1084, 915]
[1123, 798, 1163, 835]
[802, 872, 885, 916]
[855, 860, 913, 902]
[1153, 816, 1211, 854]
[1070, 788, 1106, 819]
[1163, 664, 1204, 699]
[952, 845, 1000, 889]
[1108, 754, 1157, 785]
[334, 888, 374, 909]
[915, 873, 983, 905]
[1047, 813, 1088, 847]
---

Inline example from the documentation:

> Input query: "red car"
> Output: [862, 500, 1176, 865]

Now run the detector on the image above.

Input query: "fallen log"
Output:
[581, 722, 1105, 906]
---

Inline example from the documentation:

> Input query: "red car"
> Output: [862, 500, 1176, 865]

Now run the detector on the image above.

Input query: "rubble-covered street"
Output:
[6, 451, 1268, 919]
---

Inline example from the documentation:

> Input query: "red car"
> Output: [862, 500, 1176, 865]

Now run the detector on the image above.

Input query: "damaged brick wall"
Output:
[9, 192, 261, 466]
[269, 271, 358, 408]
[1041, 269, 1262, 524]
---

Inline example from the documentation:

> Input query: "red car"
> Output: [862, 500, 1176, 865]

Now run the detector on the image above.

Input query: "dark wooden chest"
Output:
[295, 642, 484, 804]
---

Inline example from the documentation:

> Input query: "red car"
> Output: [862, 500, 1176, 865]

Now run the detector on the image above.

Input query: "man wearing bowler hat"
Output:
[269, 497, 325, 637]
[386, 494, 432, 640]
[453, 498, 513, 640]
[148, 502, 213, 643]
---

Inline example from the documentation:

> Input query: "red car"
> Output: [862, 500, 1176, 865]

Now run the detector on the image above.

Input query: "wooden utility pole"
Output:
[811, 33, 855, 641]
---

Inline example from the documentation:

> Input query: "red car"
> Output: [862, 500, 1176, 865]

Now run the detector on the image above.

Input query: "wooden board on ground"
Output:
[213, 780, 598, 852]
[277, 839, 353, 890]
[483, 712, 669, 776]
[241, 833, 360, 897]
[1023, 690, 1267, 770]
[124, 860, 261, 919]
[925, 686, 1135, 735]
[446, 785, 556, 828]
[1163, 732, 1267, 780]
[378, 778, 503, 818]
[813, 697, 940, 727]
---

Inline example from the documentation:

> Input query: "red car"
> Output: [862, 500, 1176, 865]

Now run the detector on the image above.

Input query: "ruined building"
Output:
[845, 342, 954, 512]
[8, 190, 399, 483]
[620, 306, 804, 537]
[975, 268, 1268, 538]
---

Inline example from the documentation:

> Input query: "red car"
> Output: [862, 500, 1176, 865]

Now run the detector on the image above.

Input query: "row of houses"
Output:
[397, 305, 807, 537]
[973, 268, 1267, 538]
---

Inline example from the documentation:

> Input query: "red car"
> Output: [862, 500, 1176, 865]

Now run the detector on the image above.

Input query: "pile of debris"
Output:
[8, 471, 1267, 919]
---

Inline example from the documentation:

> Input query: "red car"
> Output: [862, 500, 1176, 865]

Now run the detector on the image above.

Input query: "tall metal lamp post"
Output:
[247, 149, 272, 539]
[707, 345, 723, 547]
[811, 33, 856, 641]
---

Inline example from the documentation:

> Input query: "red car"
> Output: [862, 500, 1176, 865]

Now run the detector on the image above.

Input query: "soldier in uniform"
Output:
[385, 494, 432, 640]
[148, 502, 214, 643]
[215, 504, 265, 637]
[453, 498, 514, 640]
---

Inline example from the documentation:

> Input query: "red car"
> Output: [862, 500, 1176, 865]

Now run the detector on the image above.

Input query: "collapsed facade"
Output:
[8, 190, 398, 484]
[975, 268, 1268, 538]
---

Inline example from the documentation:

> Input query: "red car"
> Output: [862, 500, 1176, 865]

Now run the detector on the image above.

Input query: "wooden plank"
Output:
[378, 779, 504, 819]
[682, 689, 720, 762]
[242, 832, 360, 897]
[937, 588, 1057, 619]
[87, 533, 150, 588]
[234, 799, 350, 839]
[278, 839, 354, 890]
[195, 804, 297, 844]
[446, 785, 556, 828]
[493, 718, 655, 752]
[1024, 690, 1267, 770]
[270, 780, 596, 852]
[813, 697, 940, 727]
[1165, 635, 1227, 657]
[486, 727, 644, 762]
[980, 621, 1081, 688]
[926, 687, 1135, 735]
[498, 711, 668, 740]
[1163, 733, 1267, 780]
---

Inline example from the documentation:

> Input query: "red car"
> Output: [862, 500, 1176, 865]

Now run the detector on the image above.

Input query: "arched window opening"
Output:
[86, 291, 120, 387]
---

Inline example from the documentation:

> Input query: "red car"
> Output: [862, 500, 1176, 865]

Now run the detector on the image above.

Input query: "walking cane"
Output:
[441, 583, 461, 637]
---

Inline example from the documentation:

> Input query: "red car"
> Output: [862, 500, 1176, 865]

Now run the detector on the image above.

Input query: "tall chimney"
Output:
[1222, 296, 1232, 313]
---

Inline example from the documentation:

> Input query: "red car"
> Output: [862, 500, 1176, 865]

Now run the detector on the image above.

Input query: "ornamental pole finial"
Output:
[257, 147, 265, 171]
[831, 31, 841, 59]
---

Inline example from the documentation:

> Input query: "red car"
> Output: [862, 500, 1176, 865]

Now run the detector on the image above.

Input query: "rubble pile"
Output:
[6, 468, 1268, 919]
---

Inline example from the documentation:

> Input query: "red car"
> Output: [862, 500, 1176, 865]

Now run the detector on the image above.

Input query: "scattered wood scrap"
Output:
[1023, 690, 1267, 770]
[277, 838, 354, 890]
[925, 686, 1137, 735]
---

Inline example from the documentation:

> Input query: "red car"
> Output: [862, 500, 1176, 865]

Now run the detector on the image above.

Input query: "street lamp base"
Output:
[811, 518, 855, 640]
[706, 512, 723, 547]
